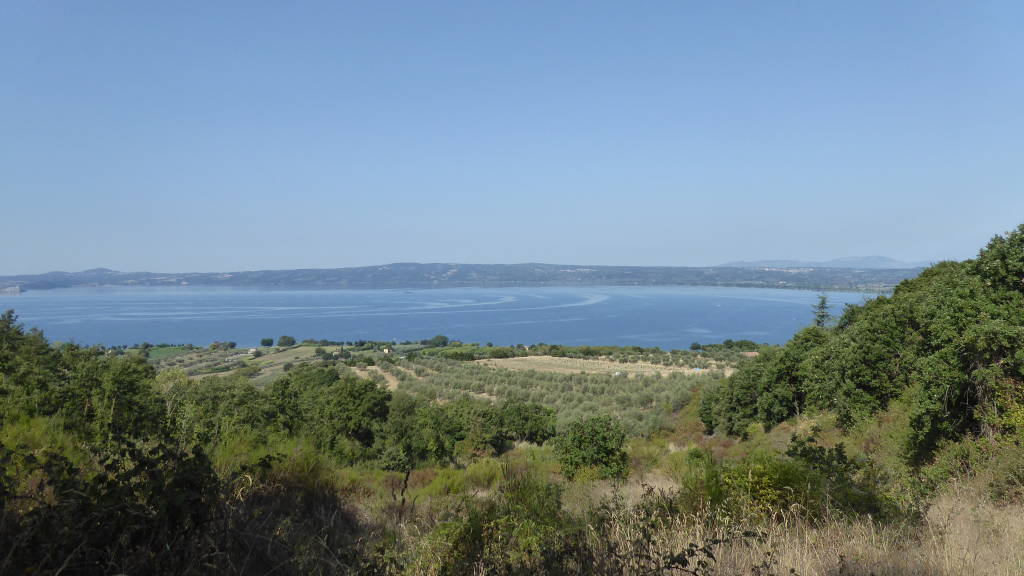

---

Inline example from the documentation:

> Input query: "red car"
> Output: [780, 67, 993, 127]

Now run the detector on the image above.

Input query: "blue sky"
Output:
[2, 1, 1022, 274]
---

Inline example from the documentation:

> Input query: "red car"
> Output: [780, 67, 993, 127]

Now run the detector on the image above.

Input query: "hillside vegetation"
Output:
[0, 261, 918, 292]
[1, 226, 1023, 575]
[703, 224, 1024, 469]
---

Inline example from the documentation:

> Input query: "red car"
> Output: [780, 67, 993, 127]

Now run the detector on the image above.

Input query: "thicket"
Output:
[702, 224, 1024, 468]
[0, 312, 566, 574]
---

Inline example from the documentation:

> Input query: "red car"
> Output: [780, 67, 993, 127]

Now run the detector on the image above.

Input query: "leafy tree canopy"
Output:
[702, 224, 1024, 464]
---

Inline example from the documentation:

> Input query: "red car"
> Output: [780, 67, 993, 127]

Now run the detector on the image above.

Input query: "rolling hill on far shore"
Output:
[0, 262, 924, 293]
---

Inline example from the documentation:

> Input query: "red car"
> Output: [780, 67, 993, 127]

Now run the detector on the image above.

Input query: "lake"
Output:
[0, 286, 875, 349]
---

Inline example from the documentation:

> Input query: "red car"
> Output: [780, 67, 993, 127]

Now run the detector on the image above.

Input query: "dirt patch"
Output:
[369, 366, 400, 390]
[390, 364, 421, 379]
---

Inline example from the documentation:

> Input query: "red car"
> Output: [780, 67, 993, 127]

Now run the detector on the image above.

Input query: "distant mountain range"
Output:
[720, 256, 932, 269]
[0, 262, 926, 294]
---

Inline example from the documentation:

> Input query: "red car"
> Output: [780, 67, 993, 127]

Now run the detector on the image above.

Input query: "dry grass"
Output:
[477, 355, 735, 377]
[665, 487, 1024, 576]
[555, 473, 1024, 576]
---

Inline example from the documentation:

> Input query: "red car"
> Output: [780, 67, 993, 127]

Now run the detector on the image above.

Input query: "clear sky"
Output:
[2, 1, 1022, 274]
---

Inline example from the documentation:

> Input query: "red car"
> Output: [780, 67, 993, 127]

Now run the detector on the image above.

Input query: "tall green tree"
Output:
[813, 293, 831, 327]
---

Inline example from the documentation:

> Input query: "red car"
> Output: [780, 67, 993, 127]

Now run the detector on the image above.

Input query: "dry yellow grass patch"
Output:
[562, 477, 1023, 575]
[704, 487, 1024, 575]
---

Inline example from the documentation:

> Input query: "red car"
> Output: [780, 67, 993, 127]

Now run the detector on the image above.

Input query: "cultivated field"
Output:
[351, 365, 401, 390]
[150, 343, 342, 384]
[477, 355, 735, 377]
[140, 342, 741, 434]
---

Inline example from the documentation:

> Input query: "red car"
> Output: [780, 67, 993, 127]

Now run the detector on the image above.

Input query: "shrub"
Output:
[554, 415, 628, 480]
[663, 448, 728, 513]
[411, 461, 581, 575]
[924, 437, 1024, 503]
[0, 441, 220, 575]
[464, 457, 503, 490]
[501, 401, 556, 445]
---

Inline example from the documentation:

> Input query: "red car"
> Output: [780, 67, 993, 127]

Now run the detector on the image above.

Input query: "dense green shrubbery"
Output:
[413, 462, 587, 575]
[0, 312, 166, 445]
[0, 440, 223, 574]
[0, 312, 570, 574]
[703, 225, 1024, 465]
[554, 415, 629, 480]
[407, 459, 787, 576]
[664, 434, 891, 521]
[923, 436, 1024, 503]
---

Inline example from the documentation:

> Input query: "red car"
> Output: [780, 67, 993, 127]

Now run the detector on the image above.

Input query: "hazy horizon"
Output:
[3, 2, 1022, 274]
[0, 255, 940, 277]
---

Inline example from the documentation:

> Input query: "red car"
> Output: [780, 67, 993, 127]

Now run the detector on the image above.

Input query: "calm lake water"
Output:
[0, 286, 875, 349]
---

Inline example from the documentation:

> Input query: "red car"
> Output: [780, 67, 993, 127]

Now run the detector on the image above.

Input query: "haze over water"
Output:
[0, 286, 872, 349]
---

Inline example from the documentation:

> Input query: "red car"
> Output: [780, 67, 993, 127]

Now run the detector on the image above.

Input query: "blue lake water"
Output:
[0, 286, 875, 349]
